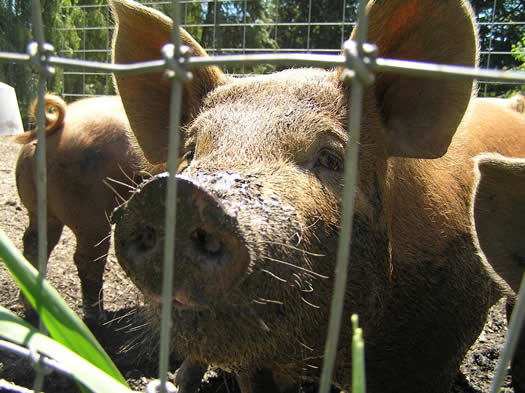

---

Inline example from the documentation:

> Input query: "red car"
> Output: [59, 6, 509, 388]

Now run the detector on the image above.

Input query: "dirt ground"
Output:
[0, 134, 516, 393]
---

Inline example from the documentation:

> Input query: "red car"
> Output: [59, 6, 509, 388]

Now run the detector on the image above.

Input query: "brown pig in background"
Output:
[13, 94, 146, 323]
[109, 0, 525, 392]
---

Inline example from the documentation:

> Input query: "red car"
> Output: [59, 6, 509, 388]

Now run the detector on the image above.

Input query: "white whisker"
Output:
[102, 178, 127, 203]
[261, 255, 328, 279]
[255, 298, 283, 305]
[260, 240, 325, 257]
[95, 232, 112, 248]
[93, 252, 109, 262]
[259, 268, 287, 282]
[106, 176, 136, 190]
[118, 163, 139, 187]
[301, 296, 320, 309]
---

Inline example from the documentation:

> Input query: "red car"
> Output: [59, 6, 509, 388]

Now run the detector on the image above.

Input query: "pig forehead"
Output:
[203, 68, 344, 110]
[189, 68, 347, 152]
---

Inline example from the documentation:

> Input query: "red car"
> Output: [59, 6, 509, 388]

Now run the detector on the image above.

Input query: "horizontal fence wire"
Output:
[0, 0, 524, 392]
[0, 339, 73, 382]
[50, 0, 524, 99]
[2, 50, 525, 82]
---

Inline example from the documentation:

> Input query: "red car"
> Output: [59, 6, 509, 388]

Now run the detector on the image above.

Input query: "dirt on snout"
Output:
[0, 135, 515, 393]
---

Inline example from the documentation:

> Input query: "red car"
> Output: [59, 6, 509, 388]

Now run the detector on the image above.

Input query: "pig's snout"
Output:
[113, 174, 250, 306]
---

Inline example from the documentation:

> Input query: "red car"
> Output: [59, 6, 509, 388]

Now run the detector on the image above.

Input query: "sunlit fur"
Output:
[110, 0, 525, 392]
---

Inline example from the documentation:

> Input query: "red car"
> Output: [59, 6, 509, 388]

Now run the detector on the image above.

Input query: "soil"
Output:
[0, 134, 515, 393]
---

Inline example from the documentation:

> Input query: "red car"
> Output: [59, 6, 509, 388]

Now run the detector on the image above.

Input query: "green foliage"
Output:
[512, 35, 525, 70]
[470, 0, 525, 96]
[0, 307, 135, 393]
[351, 314, 366, 393]
[1, 0, 524, 119]
[0, 229, 129, 389]
[510, 35, 525, 94]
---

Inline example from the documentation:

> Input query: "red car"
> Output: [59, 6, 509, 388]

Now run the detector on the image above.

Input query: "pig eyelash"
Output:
[315, 149, 344, 173]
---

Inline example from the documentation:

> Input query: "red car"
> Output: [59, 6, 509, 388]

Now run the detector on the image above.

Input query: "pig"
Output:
[13, 94, 146, 323]
[472, 152, 525, 392]
[109, 0, 525, 392]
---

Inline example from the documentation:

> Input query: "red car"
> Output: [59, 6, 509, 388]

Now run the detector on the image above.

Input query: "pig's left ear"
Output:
[344, 0, 478, 158]
[472, 154, 525, 294]
[110, 0, 226, 164]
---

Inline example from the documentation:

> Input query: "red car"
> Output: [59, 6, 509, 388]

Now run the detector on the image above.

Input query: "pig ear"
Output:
[472, 154, 525, 294]
[110, 0, 226, 164]
[347, 0, 478, 158]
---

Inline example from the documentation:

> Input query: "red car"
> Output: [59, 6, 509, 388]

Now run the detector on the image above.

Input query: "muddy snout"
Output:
[112, 173, 249, 307]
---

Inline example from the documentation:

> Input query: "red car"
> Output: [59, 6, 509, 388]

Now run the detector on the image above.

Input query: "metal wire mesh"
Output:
[55, 0, 525, 99]
[0, 0, 525, 392]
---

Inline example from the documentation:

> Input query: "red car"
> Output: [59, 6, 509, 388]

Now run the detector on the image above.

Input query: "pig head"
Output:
[110, 0, 525, 392]
[471, 152, 525, 393]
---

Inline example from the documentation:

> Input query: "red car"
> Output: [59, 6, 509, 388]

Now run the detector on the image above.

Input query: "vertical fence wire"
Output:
[306, 0, 312, 52]
[82, 11, 87, 95]
[2, 0, 525, 392]
[31, 0, 48, 284]
[213, 0, 218, 51]
[318, 0, 367, 392]
[340, 0, 347, 51]
[274, 0, 279, 50]
[155, 0, 187, 391]
[490, 271, 525, 393]
[242, 0, 247, 73]
[30, 0, 51, 390]
[483, 0, 498, 96]
[54, 0, 523, 98]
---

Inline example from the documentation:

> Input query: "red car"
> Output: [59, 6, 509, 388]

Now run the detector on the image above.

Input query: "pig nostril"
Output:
[135, 226, 157, 252]
[191, 228, 222, 256]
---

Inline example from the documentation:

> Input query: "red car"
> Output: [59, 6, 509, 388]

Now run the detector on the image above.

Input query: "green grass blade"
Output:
[0, 229, 127, 386]
[351, 314, 366, 393]
[0, 307, 135, 393]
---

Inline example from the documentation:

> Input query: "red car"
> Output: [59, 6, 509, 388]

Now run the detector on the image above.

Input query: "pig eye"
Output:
[316, 149, 343, 172]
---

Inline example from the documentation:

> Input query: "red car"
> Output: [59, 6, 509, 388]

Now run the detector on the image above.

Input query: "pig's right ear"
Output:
[110, 0, 226, 164]
[472, 154, 525, 294]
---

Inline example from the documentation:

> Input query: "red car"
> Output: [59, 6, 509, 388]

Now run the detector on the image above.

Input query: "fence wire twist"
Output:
[0, 0, 524, 393]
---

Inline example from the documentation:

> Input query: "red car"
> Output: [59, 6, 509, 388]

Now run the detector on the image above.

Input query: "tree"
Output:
[0, 0, 82, 128]
[186, 0, 278, 74]
[2, 0, 523, 123]
[470, 0, 525, 96]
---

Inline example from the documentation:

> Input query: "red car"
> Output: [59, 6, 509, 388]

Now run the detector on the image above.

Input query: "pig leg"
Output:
[506, 296, 525, 393]
[174, 358, 207, 393]
[74, 234, 109, 325]
[19, 214, 64, 320]
[235, 368, 282, 393]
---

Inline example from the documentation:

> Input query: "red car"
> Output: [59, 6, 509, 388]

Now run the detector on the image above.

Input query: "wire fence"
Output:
[55, 0, 525, 99]
[1, 0, 525, 392]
